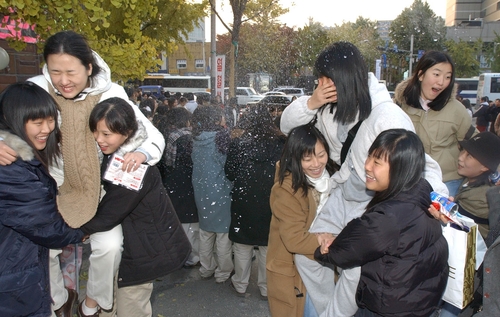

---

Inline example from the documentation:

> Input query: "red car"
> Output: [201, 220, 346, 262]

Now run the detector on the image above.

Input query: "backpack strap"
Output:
[340, 120, 363, 165]
[464, 125, 476, 140]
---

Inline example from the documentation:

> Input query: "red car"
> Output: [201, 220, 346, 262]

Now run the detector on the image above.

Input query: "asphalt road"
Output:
[151, 263, 271, 317]
[79, 244, 271, 317]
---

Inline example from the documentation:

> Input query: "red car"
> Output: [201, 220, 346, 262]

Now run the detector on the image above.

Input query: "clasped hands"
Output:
[316, 232, 336, 255]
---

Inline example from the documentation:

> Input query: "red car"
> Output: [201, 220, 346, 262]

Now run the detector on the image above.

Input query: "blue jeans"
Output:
[304, 293, 319, 317]
[353, 308, 380, 316]
[355, 307, 441, 317]
[438, 302, 462, 317]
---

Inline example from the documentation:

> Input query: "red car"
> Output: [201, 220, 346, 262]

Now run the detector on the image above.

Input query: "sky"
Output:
[205, 0, 447, 38]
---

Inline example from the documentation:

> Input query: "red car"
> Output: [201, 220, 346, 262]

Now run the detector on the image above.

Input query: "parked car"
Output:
[272, 87, 306, 97]
[246, 95, 294, 114]
[224, 87, 264, 106]
[264, 91, 286, 96]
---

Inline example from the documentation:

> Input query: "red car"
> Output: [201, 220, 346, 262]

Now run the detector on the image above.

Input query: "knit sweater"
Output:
[50, 88, 102, 228]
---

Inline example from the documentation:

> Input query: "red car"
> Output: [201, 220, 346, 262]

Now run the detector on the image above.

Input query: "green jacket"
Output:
[456, 179, 492, 239]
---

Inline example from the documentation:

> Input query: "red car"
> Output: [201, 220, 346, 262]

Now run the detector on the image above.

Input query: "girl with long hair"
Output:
[0, 82, 84, 317]
[267, 123, 336, 317]
[315, 129, 449, 317]
[394, 51, 476, 197]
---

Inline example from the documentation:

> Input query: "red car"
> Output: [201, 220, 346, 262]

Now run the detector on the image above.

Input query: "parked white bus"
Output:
[142, 74, 211, 94]
[455, 77, 478, 106]
[477, 73, 500, 105]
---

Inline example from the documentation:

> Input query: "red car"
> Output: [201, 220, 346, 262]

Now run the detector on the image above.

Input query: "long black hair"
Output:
[278, 123, 336, 196]
[0, 81, 61, 168]
[366, 129, 426, 210]
[403, 51, 455, 111]
[315, 42, 372, 125]
[89, 97, 138, 144]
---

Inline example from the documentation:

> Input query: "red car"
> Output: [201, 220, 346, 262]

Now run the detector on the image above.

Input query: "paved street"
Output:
[79, 244, 271, 317]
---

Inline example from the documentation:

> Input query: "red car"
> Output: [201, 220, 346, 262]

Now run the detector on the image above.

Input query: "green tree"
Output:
[327, 17, 382, 72]
[1, 0, 207, 81]
[389, 0, 446, 53]
[445, 39, 482, 77]
[236, 23, 296, 87]
[210, 0, 288, 96]
[294, 19, 330, 73]
[482, 33, 500, 72]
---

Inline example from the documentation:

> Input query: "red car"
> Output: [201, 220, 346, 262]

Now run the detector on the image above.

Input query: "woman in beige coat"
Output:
[267, 124, 337, 317]
[394, 51, 476, 197]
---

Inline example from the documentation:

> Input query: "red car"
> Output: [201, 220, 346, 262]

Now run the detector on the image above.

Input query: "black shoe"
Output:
[54, 288, 78, 317]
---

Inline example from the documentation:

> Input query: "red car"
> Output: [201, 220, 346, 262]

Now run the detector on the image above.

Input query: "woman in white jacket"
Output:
[0, 31, 165, 317]
[280, 42, 447, 317]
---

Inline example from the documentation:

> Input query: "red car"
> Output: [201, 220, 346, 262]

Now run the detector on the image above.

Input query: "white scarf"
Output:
[306, 168, 332, 229]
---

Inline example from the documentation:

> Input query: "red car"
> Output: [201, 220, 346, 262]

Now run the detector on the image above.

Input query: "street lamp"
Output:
[198, 23, 206, 75]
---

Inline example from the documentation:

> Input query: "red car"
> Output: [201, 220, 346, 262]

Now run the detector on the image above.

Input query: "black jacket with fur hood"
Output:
[0, 130, 84, 317]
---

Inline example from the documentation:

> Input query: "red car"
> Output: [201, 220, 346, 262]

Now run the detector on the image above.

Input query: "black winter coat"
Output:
[474, 104, 490, 127]
[225, 133, 285, 246]
[162, 134, 198, 223]
[315, 179, 448, 317]
[0, 131, 84, 317]
[81, 155, 191, 288]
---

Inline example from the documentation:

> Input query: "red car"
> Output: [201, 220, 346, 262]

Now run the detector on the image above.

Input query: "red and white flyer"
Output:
[103, 154, 148, 192]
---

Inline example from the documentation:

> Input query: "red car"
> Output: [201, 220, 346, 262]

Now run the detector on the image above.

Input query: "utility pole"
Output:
[210, 0, 216, 99]
[409, 34, 414, 77]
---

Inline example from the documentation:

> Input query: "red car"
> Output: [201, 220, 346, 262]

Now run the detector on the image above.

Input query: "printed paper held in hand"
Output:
[103, 154, 148, 192]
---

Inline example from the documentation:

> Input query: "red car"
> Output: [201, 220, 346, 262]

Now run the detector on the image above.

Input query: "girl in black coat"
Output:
[81, 97, 190, 316]
[225, 103, 286, 298]
[315, 129, 449, 317]
[160, 107, 200, 266]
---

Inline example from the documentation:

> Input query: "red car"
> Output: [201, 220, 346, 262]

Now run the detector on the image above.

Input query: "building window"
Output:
[497, 1, 500, 10]
[195, 59, 205, 68]
[177, 59, 187, 69]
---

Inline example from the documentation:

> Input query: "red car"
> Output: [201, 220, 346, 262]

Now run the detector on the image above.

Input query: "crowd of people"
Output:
[1, 30, 500, 317]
